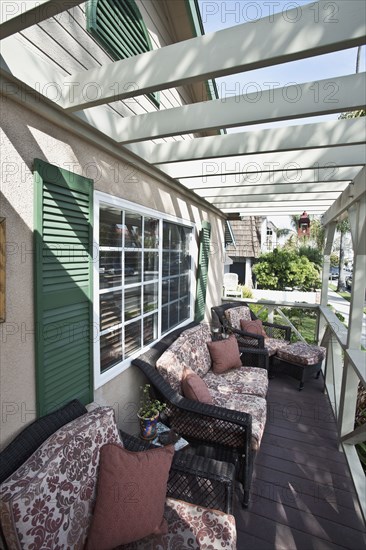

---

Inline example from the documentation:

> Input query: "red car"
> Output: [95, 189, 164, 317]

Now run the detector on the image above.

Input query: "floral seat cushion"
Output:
[203, 367, 268, 399]
[0, 407, 121, 550]
[210, 391, 267, 451]
[276, 342, 326, 366]
[264, 337, 290, 356]
[122, 498, 237, 549]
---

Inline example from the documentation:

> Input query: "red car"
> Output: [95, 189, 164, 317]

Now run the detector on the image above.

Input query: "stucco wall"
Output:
[0, 96, 225, 449]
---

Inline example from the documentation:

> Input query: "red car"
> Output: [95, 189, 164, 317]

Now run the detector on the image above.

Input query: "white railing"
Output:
[222, 297, 366, 522]
[319, 306, 366, 524]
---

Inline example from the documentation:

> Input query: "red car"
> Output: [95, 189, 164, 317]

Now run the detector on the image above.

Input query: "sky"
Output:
[197, 0, 366, 228]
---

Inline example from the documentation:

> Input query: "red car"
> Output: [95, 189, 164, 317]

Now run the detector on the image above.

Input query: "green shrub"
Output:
[252, 249, 321, 291]
[238, 285, 253, 299]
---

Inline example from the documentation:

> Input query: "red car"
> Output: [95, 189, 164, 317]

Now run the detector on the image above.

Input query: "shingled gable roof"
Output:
[226, 217, 262, 259]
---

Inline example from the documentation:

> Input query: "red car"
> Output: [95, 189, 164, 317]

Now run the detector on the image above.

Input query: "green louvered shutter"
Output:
[195, 221, 211, 322]
[86, 0, 160, 106]
[34, 159, 94, 416]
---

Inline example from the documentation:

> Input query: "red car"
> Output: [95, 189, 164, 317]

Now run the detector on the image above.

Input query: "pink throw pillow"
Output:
[240, 319, 267, 337]
[207, 334, 242, 374]
[86, 443, 175, 549]
[181, 368, 213, 404]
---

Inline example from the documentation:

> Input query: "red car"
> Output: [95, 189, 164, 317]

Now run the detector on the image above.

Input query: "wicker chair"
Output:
[132, 323, 269, 507]
[211, 301, 291, 361]
[0, 400, 236, 549]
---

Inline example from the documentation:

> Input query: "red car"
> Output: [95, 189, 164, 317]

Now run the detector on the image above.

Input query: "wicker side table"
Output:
[119, 430, 236, 514]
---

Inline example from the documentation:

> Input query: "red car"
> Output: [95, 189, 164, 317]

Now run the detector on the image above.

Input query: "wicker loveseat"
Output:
[211, 302, 291, 359]
[132, 321, 269, 507]
[0, 400, 237, 549]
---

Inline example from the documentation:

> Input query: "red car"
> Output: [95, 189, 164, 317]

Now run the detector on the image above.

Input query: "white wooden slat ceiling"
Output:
[1, 0, 365, 221]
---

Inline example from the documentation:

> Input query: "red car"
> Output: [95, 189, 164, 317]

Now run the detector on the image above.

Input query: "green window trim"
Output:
[86, 0, 160, 107]
[195, 221, 211, 322]
[34, 159, 94, 416]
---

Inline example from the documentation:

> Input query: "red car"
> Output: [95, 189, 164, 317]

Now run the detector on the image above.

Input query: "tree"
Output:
[330, 253, 339, 267]
[298, 245, 322, 270]
[252, 249, 320, 291]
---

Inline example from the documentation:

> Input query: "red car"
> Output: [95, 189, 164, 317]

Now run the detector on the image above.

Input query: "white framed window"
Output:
[94, 191, 195, 388]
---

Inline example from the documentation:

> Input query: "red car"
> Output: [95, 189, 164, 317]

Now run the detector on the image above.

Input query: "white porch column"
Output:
[318, 222, 336, 342]
[347, 197, 366, 348]
[320, 222, 336, 307]
[245, 258, 253, 289]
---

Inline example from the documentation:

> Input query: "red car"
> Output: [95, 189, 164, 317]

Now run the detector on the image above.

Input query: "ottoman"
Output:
[271, 342, 326, 390]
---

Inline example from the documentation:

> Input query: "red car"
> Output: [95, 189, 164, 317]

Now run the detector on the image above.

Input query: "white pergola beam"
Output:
[158, 144, 366, 180]
[224, 204, 333, 210]
[323, 167, 366, 225]
[112, 74, 365, 143]
[126, 118, 366, 164]
[224, 205, 332, 214]
[195, 182, 348, 198]
[60, 0, 366, 111]
[211, 193, 339, 205]
[0, 1, 85, 39]
[179, 167, 360, 188]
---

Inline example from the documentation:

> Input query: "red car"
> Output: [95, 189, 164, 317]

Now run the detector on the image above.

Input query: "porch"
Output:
[222, 297, 366, 528]
[0, 0, 365, 546]
[235, 374, 366, 550]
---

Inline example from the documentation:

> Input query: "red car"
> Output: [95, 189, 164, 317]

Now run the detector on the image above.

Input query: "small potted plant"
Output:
[137, 384, 166, 440]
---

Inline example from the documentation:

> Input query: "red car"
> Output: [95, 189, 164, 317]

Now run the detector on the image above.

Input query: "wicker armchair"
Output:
[211, 302, 291, 360]
[0, 401, 237, 548]
[132, 323, 269, 507]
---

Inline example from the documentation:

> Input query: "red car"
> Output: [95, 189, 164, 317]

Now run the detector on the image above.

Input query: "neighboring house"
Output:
[0, 0, 224, 449]
[261, 219, 278, 253]
[225, 218, 262, 288]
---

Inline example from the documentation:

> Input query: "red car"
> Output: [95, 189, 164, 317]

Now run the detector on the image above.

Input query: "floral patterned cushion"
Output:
[203, 366, 268, 399]
[276, 342, 326, 366]
[156, 336, 193, 394]
[0, 407, 121, 550]
[121, 497, 237, 549]
[210, 391, 267, 451]
[157, 324, 213, 391]
[264, 337, 290, 356]
[179, 324, 213, 378]
[224, 306, 252, 330]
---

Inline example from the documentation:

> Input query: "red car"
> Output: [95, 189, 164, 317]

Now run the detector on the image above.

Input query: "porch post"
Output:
[245, 258, 253, 289]
[346, 198, 366, 349]
[320, 222, 336, 307]
[318, 222, 336, 341]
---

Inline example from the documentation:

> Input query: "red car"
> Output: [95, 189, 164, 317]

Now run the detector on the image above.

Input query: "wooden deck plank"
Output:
[253, 465, 359, 510]
[259, 442, 352, 477]
[251, 480, 365, 531]
[234, 375, 366, 550]
[255, 454, 355, 491]
[262, 433, 347, 464]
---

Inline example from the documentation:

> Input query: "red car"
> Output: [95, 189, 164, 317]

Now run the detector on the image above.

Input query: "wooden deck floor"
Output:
[234, 374, 366, 550]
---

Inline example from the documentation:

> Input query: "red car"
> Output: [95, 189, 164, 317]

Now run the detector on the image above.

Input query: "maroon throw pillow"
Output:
[181, 368, 213, 404]
[207, 334, 242, 374]
[86, 443, 174, 549]
[240, 319, 267, 337]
